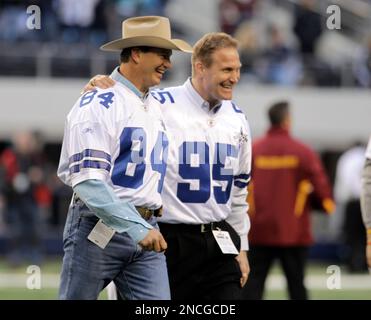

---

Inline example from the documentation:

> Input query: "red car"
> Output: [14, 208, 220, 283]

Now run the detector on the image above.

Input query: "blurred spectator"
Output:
[0, 177, 5, 234]
[234, 21, 259, 79]
[244, 101, 335, 300]
[89, 0, 109, 46]
[292, 0, 339, 87]
[0, 131, 51, 265]
[334, 141, 368, 272]
[138, 0, 168, 16]
[114, 0, 138, 19]
[257, 25, 302, 85]
[24, 0, 60, 42]
[293, 0, 322, 59]
[110, 0, 168, 43]
[37, 0, 59, 42]
[219, 0, 257, 35]
[55, 0, 101, 43]
[0, 0, 57, 42]
[0, 0, 31, 42]
[114, 0, 168, 20]
[353, 34, 371, 88]
[50, 177, 72, 229]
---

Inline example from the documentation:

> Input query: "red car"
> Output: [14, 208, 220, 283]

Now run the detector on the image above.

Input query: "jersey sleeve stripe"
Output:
[69, 149, 111, 164]
[234, 180, 249, 188]
[234, 173, 250, 180]
[69, 160, 111, 174]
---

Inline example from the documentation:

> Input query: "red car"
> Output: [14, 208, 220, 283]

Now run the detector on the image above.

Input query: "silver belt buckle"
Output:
[144, 208, 153, 220]
[137, 207, 153, 220]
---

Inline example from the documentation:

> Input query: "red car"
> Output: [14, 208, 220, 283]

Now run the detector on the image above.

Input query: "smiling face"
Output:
[138, 48, 172, 91]
[198, 47, 241, 104]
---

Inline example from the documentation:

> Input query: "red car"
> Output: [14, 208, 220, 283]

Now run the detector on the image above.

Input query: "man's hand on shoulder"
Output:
[83, 75, 115, 93]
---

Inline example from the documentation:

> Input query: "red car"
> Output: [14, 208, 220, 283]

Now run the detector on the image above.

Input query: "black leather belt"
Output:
[136, 206, 162, 220]
[158, 220, 226, 233]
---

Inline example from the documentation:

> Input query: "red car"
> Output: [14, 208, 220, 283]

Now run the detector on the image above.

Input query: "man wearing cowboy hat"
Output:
[57, 16, 192, 300]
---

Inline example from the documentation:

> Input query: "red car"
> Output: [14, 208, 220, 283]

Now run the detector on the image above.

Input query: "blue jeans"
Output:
[59, 199, 170, 300]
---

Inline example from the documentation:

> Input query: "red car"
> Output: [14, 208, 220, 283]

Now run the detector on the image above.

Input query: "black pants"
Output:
[158, 220, 243, 300]
[243, 246, 308, 300]
[344, 199, 368, 273]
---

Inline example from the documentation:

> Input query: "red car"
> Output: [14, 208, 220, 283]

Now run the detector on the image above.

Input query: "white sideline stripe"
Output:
[0, 274, 60, 288]
[266, 274, 371, 290]
[0, 274, 370, 290]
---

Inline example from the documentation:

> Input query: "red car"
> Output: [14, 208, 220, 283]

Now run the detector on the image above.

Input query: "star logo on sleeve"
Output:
[234, 127, 248, 146]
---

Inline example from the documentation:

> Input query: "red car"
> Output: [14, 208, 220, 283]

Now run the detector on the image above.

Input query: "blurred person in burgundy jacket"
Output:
[244, 101, 335, 300]
[0, 131, 51, 265]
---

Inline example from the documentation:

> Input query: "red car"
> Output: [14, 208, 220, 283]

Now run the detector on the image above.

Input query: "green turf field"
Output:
[0, 258, 370, 300]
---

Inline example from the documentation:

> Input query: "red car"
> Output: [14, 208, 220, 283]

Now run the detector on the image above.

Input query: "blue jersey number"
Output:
[151, 90, 175, 104]
[213, 143, 238, 204]
[151, 132, 169, 193]
[176, 142, 238, 203]
[177, 142, 211, 203]
[98, 92, 114, 109]
[112, 128, 168, 192]
[112, 127, 146, 189]
[80, 90, 114, 109]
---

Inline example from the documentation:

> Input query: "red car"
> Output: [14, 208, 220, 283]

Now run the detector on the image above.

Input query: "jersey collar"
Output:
[184, 78, 222, 114]
[110, 67, 146, 100]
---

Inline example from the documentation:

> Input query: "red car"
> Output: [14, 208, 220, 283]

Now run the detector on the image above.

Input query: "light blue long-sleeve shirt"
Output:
[74, 180, 153, 244]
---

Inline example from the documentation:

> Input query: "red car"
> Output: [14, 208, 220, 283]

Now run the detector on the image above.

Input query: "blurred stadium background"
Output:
[0, 0, 370, 299]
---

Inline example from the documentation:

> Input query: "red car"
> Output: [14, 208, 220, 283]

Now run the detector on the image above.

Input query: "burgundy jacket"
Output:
[248, 127, 334, 246]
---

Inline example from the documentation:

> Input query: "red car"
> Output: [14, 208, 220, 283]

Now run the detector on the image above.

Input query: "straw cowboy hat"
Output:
[100, 16, 193, 53]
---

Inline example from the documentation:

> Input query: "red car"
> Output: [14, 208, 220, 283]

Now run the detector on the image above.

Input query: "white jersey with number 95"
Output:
[151, 79, 252, 249]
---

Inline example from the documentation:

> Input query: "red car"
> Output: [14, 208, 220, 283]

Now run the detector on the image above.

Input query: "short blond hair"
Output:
[191, 32, 239, 76]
